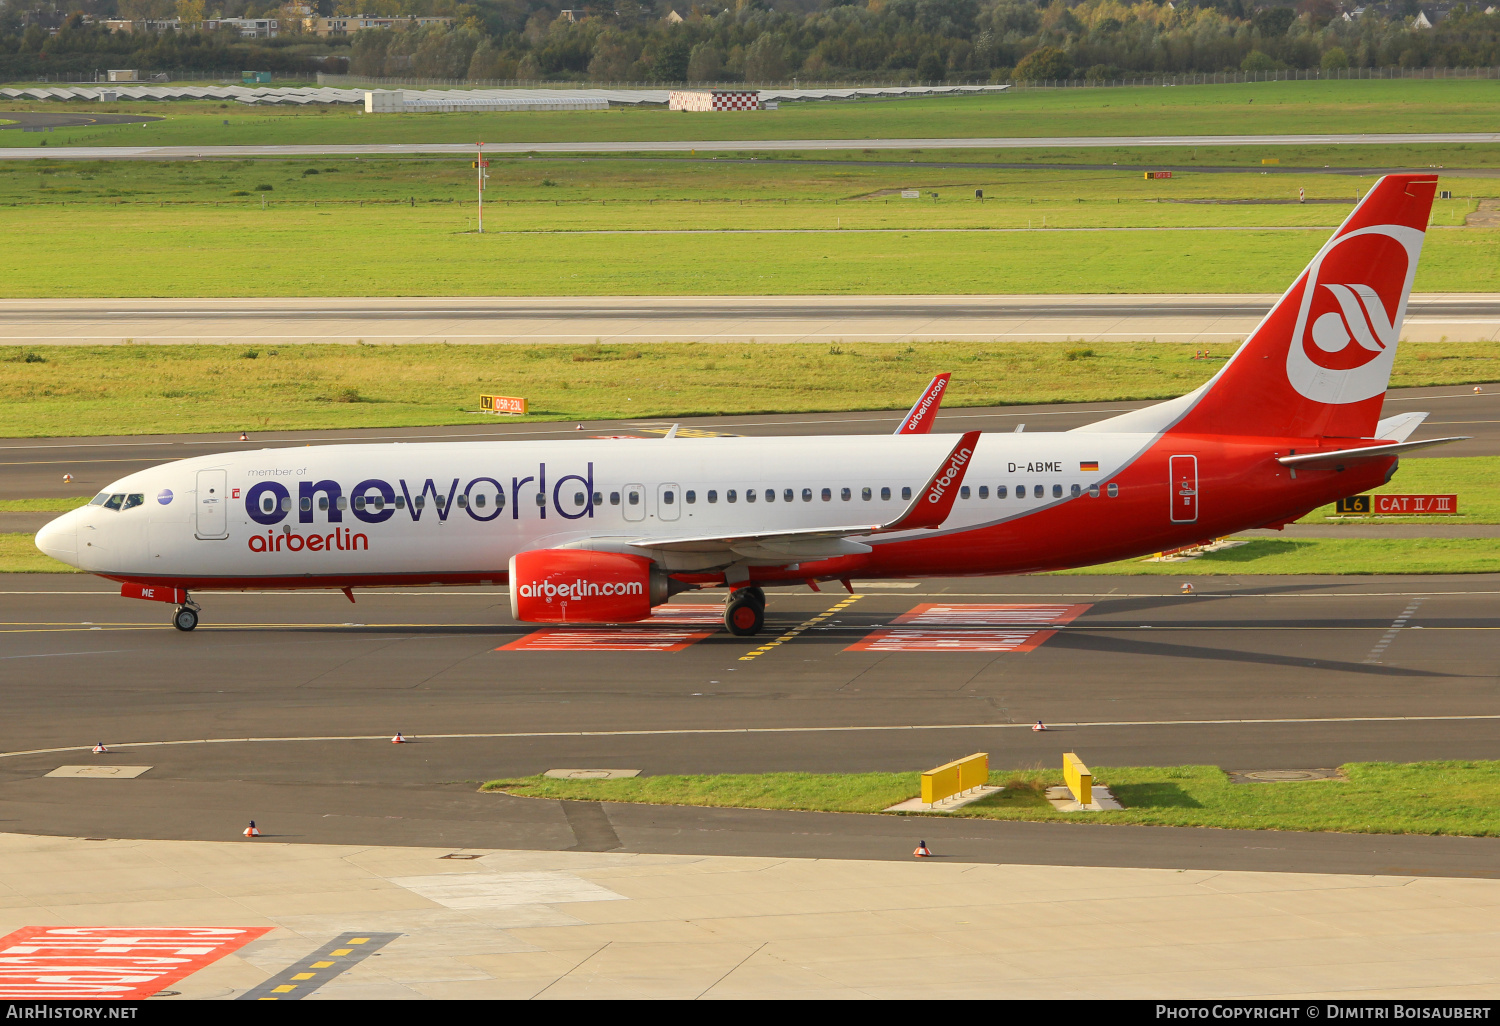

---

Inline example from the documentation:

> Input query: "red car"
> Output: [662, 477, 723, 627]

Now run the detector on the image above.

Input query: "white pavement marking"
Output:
[7, 713, 1500, 761]
[391, 871, 627, 910]
[1364, 598, 1424, 665]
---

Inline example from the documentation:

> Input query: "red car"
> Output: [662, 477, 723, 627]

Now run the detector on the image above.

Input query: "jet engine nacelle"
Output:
[509, 548, 674, 623]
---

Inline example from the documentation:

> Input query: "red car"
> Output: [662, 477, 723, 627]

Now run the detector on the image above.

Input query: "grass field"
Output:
[5, 80, 1500, 148]
[485, 759, 1500, 838]
[0, 206, 1495, 297]
[0, 532, 78, 572]
[1301, 455, 1500, 525]
[4, 341, 1498, 437]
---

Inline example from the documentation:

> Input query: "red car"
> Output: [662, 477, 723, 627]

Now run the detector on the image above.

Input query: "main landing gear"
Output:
[724, 586, 765, 637]
[173, 600, 201, 632]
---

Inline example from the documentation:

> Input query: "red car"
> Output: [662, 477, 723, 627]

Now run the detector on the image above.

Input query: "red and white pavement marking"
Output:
[497, 603, 722, 652]
[845, 603, 1092, 653]
[0, 926, 270, 999]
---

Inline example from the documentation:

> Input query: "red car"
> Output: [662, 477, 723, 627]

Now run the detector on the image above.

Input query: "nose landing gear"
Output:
[173, 600, 201, 632]
[724, 586, 765, 637]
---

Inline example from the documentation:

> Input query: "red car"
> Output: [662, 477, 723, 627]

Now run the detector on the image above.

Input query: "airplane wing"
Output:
[1374, 411, 1429, 443]
[1277, 435, 1468, 467]
[894, 373, 951, 434]
[589, 430, 982, 559]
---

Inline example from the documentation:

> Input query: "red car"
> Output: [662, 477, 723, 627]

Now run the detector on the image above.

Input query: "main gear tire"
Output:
[724, 595, 765, 637]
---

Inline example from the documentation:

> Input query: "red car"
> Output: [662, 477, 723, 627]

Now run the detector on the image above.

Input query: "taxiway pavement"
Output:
[2, 571, 1498, 873]
[5, 294, 1499, 346]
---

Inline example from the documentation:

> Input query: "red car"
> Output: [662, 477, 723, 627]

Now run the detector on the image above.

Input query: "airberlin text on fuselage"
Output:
[249, 529, 368, 553]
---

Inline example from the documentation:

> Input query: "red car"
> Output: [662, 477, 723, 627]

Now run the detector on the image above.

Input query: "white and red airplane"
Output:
[36, 174, 1462, 636]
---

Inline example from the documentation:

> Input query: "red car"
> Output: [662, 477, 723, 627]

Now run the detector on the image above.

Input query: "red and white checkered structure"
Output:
[669, 89, 762, 112]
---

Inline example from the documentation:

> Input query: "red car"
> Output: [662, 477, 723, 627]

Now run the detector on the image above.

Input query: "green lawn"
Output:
[0, 496, 90, 512]
[4, 341, 1498, 438]
[486, 760, 1500, 838]
[0, 205, 1495, 297]
[5, 80, 1500, 148]
[0, 532, 77, 572]
[1056, 537, 1500, 576]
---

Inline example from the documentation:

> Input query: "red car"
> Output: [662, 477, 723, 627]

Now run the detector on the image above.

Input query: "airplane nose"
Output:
[35, 514, 78, 564]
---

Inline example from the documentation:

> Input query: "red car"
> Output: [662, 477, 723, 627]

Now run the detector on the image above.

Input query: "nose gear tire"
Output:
[173, 606, 198, 632]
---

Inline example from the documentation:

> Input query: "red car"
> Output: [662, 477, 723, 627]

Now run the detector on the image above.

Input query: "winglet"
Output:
[894, 373, 951, 434]
[881, 430, 981, 531]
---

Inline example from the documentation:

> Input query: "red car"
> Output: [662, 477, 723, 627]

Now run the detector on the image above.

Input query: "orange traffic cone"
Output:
[1032, 720, 1046, 732]
[92, 742, 107, 754]
[391, 732, 406, 744]
[1181, 582, 1195, 594]
[243, 821, 260, 838]
[913, 840, 933, 858]
[239, 432, 249, 441]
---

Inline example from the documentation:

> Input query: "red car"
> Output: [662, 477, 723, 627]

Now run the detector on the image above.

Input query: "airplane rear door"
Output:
[1169, 455, 1198, 523]
[196, 469, 228, 539]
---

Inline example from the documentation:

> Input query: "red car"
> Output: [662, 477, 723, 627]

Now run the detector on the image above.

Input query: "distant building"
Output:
[214, 17, 281, 37]
[664, 9, 684, 22]
[302, 15, 457, 36]
[559, 9, 578, 22]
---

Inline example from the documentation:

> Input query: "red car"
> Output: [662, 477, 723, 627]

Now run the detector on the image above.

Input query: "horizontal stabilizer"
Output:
[1277, 435, 1468, 466]
[1373, 411, 1429, 443]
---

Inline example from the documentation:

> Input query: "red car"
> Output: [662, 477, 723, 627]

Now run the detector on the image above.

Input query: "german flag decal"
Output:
[1080, 460, 1100, 472]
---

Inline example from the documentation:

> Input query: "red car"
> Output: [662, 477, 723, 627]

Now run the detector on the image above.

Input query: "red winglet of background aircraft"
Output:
[881, 430, 981, 531]
[894, 373, 951, 434]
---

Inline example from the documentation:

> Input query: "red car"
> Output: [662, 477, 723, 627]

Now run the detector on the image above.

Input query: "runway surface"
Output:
[3, 131, 1500, 160]
[4, 294, 1500, 347]
[2, 571, 1498, 874]
[2, 382, 1494, 503]
[0, 111, 162, 131]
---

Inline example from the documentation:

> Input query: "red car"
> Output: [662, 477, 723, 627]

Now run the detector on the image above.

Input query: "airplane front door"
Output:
[196, 469, 228, 539]
[1169, 455, 1198, 523]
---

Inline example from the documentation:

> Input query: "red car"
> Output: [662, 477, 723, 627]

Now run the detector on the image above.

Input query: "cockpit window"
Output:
[89, 493, 110, 506]
[103, 494, 125, 511]
[122, 493, 145, 510]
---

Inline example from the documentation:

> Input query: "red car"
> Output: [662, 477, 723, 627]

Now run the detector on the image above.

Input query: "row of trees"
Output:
[4, 0, 1500, 82]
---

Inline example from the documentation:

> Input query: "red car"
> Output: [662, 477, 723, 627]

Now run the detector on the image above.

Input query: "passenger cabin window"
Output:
[573, 492, 586, 507]
[1088, 485, 1100, 498]
[766, 489, 776, 502]
[592, 492, 603, 506]
[259, 496, 273, 514]
[456, 495, 467, 509]
[415, 496, 425, 510]
[1070, 484, 1081, 497]
[1033, 485, 1043, 499]
[880, 487, 891, 501]
[1107, 483, 1119, 497]
[338, 496, 349, 510]
[802, 488, 813, 502]
[396, 496, 406, 509]
[662, 490, 675, 505]
[783, 489, 793, 503]
[318, 496, 329, 511]
[901, 487, 912, 501]
[122, 493, 144, 510]
[90, 493, 109, 506]
[534, 493, 546, 507]
[610, 492, 620, 505]
[996, 485, 1007, 498]
[746, 490, 756, 503]
[708, 490, 718, 503]
[979, 486, 989, 499]
[300, 497, 312, 512]
[821, 488, 831, 501]
[726, 490, 736, 503]
[861, 487, 871, 501]
[685, 490, 696, 504]
[474, 494, 487, 508]
[959, 485, 970, 500]
[841, 488, 851, 501]
[353, 496, 366, 510]
[627, 490, 640, 506]
[1053, 484, 1063, 498]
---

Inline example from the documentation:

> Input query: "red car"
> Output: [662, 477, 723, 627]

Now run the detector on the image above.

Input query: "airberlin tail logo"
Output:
[1286, 224, 1424, 405]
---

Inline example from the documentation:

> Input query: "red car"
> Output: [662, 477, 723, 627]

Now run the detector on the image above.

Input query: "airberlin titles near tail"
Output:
[36, 175, 1464, 636]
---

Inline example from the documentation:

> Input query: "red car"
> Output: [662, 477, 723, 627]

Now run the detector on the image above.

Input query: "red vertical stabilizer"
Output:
[1170, 174, 1437, 440]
